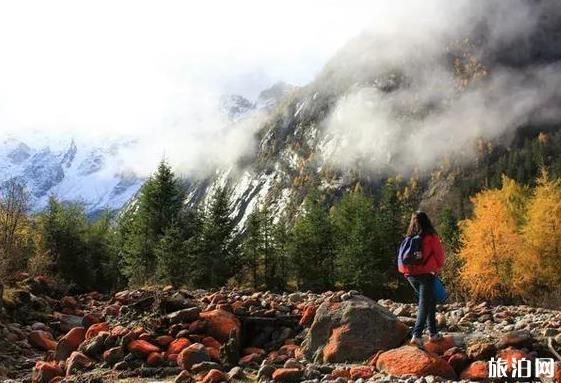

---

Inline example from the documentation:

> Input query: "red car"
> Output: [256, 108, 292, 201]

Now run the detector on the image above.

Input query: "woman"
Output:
[400, 211, 445, 347]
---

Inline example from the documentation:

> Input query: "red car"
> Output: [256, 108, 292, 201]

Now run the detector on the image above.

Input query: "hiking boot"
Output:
[429, 333, 443, 342]
[409, 336, 424, 348]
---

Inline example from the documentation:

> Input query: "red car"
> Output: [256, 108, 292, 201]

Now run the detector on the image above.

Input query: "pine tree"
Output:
[287, 189, 335, 292]
[120, 160, 186, 286]
[191, 186, 238, 288]
[155, 224, 188, 286]
[331, 186, 388, 296]
[242, 209, 262, 289]
[39, 198, 91, 289]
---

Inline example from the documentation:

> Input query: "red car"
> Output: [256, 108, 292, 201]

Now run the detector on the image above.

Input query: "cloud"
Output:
[322, 0, 561, 175]
[0, 0, 390, 176]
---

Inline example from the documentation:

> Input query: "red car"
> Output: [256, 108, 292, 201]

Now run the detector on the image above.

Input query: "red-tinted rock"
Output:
[81, 313, 101, 329]
[147, 352, 164, 366]
[376, 345, 456, 379]
[85, 322, 109, 340]
[128, 339, 160, 355]
[65, 351, 93, 376]
[424, 335, 457, 355]
[497, 347, 530, 375]
[207, 347, 220, 362]
[459, 361, 488, 381]
[177, 343, 210, 370]
[302, 295, 408, 363]
[32, 361, 63, 383]
[349, 366, 375, 380]
[156, 335, 174, 347]
[103, 346, 124, 365]
[61, 296, 78, 309]
[202, 369, 228, 383]
[202, 336, 221, 349]
[168, 338, 191, 355]
[299, 305, 316, 327]
[239, 353, 264, 366]
[447, 352, 470, 375]
[28, 330, 56, 351]
[110, 325, 128, 337]
[55, 327, 86, 361]
[278, 344, 299, 357]
[200, 309, 241, 342]
[272, 368, 303, 382]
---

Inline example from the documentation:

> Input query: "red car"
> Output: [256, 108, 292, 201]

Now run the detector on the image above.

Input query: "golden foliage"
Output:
[522, 169, 561, 287]
[459, 188, 526, 300]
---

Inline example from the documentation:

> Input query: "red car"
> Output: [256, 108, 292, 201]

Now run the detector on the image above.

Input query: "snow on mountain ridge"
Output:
[0, 135, 144, 216]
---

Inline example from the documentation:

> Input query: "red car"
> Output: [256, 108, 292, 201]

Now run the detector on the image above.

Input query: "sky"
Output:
[0, 0, 380, 140]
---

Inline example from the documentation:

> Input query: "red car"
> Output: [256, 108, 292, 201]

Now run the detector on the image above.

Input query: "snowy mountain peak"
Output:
[0, 136, 144, 216]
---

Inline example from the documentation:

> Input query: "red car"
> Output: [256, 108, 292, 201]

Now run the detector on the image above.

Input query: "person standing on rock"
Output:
[398, 211, 445, 348]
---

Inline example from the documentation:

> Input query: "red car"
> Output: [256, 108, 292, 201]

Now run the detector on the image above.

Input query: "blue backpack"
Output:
[397, 235, 424, 268]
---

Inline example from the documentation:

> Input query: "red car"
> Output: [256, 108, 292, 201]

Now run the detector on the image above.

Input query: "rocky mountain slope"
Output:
[0, 135, 143, 217]
[182, 1, 561, 228]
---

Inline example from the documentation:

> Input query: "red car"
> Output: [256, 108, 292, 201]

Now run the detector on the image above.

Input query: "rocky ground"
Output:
[1, 276, 561, 383]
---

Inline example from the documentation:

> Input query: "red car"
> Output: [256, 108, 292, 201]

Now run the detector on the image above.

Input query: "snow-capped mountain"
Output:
[0, 135, 144, 216]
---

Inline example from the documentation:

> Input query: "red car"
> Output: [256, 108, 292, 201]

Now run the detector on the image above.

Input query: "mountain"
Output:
[0, 135, 144, 217]
[182, 2, 561, 227]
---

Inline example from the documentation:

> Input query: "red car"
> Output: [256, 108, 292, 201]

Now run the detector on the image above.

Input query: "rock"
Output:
[446, 351, 470, 374]
[376, 346, 456, 379]
[301, 295, 408, 363]
[169, 338, 192, 355]
[191, 362, 222, 374]
[177, 343, 210, 370]
[299, 305, 317, 327]
[228, 366, 245, 380]
[167, 307, 202, 324]
[497, 330, 534, 349]
[114, 361, 128, 370]
[272, 368, 304, 382]
[65, 351, 93, 376]
[459, 361, 488, 381]
[147, 352, 164, 366]
[423, 335, 459, 355]
[28, 330, 56, 351]
[200, 309, 241, 342]
[349, 366, 375, 380]
[103, 346, 124, 365]
[174, 370, 193, 383]
[466, 342, 496, 361]
[79, 333, 107, 356]
[258, 364, 275, 380]
[497, 347, 530, 375]
[32, 361, 63, 383]
[127, 339, 160, 356]
[202, 336, 222, 349]
[85, 322, 109, 339]
[55, 327, 86, 361]
[156, 335, 174, 347]
[202, 369, 228, 383]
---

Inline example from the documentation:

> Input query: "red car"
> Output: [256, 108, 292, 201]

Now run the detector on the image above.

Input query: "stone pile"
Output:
[2, 280, 561, 383]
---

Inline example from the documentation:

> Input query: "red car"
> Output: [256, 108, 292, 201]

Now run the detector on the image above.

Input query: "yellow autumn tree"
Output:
[522, 169, 561, 289]
[459, 180, 528, 300]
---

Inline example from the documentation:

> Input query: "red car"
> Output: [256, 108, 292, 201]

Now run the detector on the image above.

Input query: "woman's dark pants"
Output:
[407, 274, 437, 338]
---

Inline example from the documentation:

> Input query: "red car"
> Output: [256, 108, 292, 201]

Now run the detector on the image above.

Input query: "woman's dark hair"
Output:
[407, 211, 437, 237]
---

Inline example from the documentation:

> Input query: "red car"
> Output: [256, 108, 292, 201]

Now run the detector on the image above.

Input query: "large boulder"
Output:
[301, 295, 408, 363]
[376, 345, 456, 379]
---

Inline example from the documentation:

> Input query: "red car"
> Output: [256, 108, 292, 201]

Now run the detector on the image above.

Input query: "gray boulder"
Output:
[301, 295, 409, 363]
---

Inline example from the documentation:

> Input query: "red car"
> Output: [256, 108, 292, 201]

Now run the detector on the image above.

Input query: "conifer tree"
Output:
[522, 169, 561, 289]
[190, 186, 238, 288]
[287, 189, 335, 292]
[331, 185, 387, 296]
[120, 160, 186, 286]
[458, 188, 526, 300]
